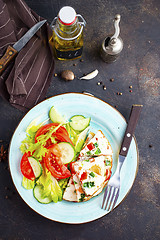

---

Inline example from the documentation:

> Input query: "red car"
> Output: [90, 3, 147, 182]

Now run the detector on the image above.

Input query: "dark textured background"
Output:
[0, 0, 160, 239]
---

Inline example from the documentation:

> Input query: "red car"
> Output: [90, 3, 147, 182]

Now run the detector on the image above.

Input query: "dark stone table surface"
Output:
[0, 0, 160, 239]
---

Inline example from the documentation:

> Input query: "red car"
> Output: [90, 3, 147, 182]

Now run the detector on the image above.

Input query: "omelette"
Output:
[63, 130, 113, 202]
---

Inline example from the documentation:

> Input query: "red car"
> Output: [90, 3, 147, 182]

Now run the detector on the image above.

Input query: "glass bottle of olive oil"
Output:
[51, 6, 86, 60]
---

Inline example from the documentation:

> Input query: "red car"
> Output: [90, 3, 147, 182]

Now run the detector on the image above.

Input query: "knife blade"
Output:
[0, 20, 46, 75]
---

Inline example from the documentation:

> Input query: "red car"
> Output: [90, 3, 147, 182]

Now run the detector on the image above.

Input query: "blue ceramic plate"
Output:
[9, 93, 138, 224]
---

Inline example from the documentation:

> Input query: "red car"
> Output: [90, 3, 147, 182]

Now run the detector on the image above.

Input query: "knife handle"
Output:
[119, 104, 143, 157]
[0, 46, 18, 75]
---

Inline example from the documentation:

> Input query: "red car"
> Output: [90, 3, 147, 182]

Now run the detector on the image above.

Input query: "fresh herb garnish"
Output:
[83, 182, 90, 188]
[90, 182, 95, 187]
[89, 172, 95, 178]
[84, 159, 90, 162]
[86, 151, 91, 155]
[83, 181, 95, 188]
[79, 193, 85, 202]
[94, 142, 98, 147]
[105, 160, 111, 166]
[94, 148, 101, 155]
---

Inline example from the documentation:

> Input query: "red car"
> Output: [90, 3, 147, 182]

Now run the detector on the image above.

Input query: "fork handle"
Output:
[119, 104, 143, 157]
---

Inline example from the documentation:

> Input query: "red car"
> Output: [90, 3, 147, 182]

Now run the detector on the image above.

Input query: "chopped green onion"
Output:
[86, 151, 91, 155]
[79, 193, 85, 202]
[83, 182, 90, 188]
[105, 160, 111, 166]
[84, 159, 90, 162]
[83, 181, 95, 188]
[89, 172, 95, 178]
[94, 148, 101, 155]
[90, 182, 95, 187]
[94, 142, 98, 147]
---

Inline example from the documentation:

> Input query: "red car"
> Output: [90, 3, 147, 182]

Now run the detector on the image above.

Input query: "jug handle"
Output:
[77, 14, 86, 26]
[50, 17, 57, 29]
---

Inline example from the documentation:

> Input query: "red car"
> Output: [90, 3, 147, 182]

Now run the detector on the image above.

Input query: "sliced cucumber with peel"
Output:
[57, 142, 76, 164]
[33, 184, 52, 204]
[70, 115, 85, 122]
[69, 115, 91, 132]
[49, 106, 66, 124]
[28, 157, 42, 179]
[75, 126, 90, 152]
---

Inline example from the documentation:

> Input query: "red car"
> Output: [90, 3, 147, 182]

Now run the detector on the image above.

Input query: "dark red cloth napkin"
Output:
[0, 0, 54, 112]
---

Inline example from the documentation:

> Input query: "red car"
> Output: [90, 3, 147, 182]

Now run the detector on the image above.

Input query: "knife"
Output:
[0, 20, 47, 75]
[119, 104, 143, 158]
[117, 104, 143, 174]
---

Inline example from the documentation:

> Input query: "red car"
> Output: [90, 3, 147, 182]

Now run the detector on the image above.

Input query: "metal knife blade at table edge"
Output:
[0, 20, 47, 75]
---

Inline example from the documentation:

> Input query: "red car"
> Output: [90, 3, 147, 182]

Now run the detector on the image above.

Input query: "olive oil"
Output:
[51, 6, 86, 60]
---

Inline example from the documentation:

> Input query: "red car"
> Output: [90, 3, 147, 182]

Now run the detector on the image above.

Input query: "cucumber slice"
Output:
[58, 142, 76, 164]
[28, 157, 42, 179]
[75, 126, 90, 152]
[33, 184, 52, 204]
[69, 115, 91, 132]
[49, 106, 66, 124]
[70, 115, 85, 122]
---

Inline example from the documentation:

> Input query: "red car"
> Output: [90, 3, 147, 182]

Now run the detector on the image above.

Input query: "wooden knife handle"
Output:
[0, 45, 18, 75]
[119, 104, 143, 157]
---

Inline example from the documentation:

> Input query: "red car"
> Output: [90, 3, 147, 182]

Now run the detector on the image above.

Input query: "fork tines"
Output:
[102, 186, 119, 211]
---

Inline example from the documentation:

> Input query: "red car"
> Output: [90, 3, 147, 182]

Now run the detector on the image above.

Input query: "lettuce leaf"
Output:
[50, 175, 63, 201]
[20, 122, 41, 155]
[36, 167, 62, 203]
[20, 123, 63, 161]
[58, 177, 70, 194]
[65, 123, 78, 145]
[22, 176, 35, 189]
[26, 118, 49, 134]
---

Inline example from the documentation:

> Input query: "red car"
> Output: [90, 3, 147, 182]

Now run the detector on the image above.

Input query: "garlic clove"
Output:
[79, 69, 99, 80]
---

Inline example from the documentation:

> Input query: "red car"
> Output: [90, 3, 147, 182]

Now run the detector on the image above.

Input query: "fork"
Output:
[102, 104, 143, 211]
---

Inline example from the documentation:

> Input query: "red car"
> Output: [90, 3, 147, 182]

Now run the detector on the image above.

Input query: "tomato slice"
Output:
[87, 142, 95, 151]
[70, 162, 76, 174]
[35, 123, 73, 147]
[106, 169, 112, 181]
[35, 123, 69, 142]
[53, 133, 74, 146]
[80, 171, 88, 181]
[20, 152, 35, 180]
[44, 144, 71, 179]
